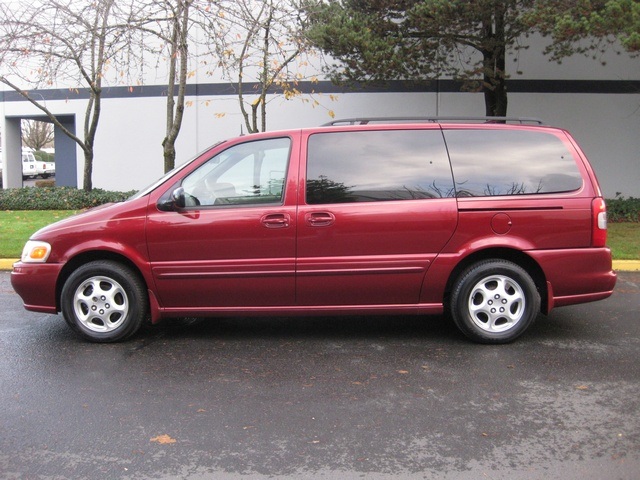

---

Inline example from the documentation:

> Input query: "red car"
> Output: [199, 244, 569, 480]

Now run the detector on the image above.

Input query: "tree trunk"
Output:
[82, 90, 100, 192]
[482, 50, 508, 117]
[162, 0, 190, 173]
[82, 148, 93, 191]
[482, 7, 508, 117]
[83, 91, 101, 191]
[163, 141, 176, 174]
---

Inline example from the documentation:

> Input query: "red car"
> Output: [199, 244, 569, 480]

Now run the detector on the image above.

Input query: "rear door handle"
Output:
[305, 212, 335, 227]
[261, 213, 290, 229]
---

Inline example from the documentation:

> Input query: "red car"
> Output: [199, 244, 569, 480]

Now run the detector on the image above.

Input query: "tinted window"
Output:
[182, 137, 290, 206]
[306, 130, 455, 204]
[443, 129, 583, 197]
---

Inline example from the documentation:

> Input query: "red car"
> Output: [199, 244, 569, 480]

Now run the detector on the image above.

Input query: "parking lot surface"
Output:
[1, 271, 638, 479]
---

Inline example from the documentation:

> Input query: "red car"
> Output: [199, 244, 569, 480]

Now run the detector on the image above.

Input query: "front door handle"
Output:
[261, 213, 290, 229]
[305, 212, 335, 227]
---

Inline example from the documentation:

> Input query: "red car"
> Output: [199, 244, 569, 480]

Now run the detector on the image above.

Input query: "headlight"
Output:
[21, 241, 52, 263]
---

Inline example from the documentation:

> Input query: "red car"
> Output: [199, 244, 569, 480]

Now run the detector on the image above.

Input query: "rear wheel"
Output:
[449, 259, 540, 344]
[61, 260, 148, 342]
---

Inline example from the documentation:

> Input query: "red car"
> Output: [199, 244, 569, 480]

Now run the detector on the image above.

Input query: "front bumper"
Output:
[11, 261, 63, 314]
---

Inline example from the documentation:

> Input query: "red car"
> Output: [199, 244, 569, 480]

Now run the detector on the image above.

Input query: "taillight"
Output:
[591, 197, 607, 247]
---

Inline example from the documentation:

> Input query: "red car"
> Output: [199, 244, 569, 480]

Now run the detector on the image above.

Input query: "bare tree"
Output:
[217, 0, 316, 133]
[160, 0, 192, 173]
[130, 0, 224, 173]
[136, 0, 195, 173]
[0, 0, 146, 190]
[22, 120, 55, 151]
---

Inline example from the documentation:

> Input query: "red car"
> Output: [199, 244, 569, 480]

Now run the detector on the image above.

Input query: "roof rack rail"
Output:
[322, 116, 545, 126]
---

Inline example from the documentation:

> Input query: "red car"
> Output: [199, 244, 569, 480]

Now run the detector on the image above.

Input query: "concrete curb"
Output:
[613, 260, 640, 272]
[2, 258, 639, 272]
[0, 259, 17, 271]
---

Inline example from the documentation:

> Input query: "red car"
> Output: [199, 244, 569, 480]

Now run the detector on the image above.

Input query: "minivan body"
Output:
[11, 120, 617, 343]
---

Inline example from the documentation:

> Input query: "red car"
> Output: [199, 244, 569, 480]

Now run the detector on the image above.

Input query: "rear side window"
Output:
[306, 130, 455, 204]
[443, 129, 583, 197]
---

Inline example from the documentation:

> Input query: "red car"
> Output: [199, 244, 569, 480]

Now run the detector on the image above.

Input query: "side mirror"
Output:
[172, 187, 187, 209]
[157, 187, 200, 211]
[158, 187, 186, 211]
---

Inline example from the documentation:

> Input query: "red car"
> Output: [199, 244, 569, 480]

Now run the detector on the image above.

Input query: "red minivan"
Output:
[11, 119, 617, 343]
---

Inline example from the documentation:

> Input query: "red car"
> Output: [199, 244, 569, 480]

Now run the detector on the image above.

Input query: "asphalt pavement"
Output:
[0, 271, 638, 480]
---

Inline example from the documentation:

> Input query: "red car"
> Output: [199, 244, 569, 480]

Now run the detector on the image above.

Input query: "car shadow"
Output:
[139, 314, 463, 344]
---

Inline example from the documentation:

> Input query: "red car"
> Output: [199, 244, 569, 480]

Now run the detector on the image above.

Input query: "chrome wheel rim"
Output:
[468, 274, 525, 333]
[72, 276, 128, 333]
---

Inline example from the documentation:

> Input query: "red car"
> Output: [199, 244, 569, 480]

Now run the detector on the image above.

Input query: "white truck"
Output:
[22, 150, 55, 179]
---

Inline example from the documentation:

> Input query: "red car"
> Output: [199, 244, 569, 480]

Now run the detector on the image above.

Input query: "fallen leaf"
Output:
[576, 385, 589, 390]
[150, 434, 176, 444]
[397, 370, 409, 374]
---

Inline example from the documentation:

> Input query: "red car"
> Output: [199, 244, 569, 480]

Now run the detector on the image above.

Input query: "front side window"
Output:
[181, 137, 290, 206]
[443, 129, 583, 197]
[306, 130, 455, 204]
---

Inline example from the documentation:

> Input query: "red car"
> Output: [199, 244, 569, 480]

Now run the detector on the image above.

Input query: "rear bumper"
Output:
[10, 262, 62, 314]
[529, 248, 617, 312]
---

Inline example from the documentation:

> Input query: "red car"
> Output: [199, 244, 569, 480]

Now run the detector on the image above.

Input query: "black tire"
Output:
[61, 260, 148, 343]
[449, 259, 540, 344]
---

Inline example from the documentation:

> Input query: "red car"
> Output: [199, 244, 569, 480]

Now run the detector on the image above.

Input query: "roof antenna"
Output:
[240, 124, 244, 136]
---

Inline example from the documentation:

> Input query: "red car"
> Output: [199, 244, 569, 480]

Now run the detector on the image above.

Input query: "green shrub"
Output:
[33, 151, 55, 162]
[0, 187, 137, 210]
[607, 195, 640, 223]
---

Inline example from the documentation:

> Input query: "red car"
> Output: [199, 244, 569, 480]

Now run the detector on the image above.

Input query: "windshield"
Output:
[127, 141, 226, 201]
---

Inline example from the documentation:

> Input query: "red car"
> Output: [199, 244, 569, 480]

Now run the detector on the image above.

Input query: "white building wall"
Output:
[86, 88, 639, 198]
[2, 35, 639, 196]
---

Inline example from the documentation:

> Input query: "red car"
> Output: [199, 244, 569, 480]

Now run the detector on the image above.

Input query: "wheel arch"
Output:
[444, 248, 548, 313]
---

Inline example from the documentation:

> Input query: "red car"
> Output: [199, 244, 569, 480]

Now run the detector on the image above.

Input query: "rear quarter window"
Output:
[443, 129, 583, 197]
[306, 129, 455, 204]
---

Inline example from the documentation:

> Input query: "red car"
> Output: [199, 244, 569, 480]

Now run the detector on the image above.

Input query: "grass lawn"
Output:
[607, 222, 640, 260]
[0, 210, 638, 260]
[0, 210, 78, 258]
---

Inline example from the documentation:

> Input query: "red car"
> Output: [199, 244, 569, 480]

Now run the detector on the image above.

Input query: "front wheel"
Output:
[449, 260, 540, 344]
[61, 260, 148, 342]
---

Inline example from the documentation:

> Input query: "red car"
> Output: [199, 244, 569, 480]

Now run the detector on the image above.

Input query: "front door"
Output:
[146, 136, 297, 311]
